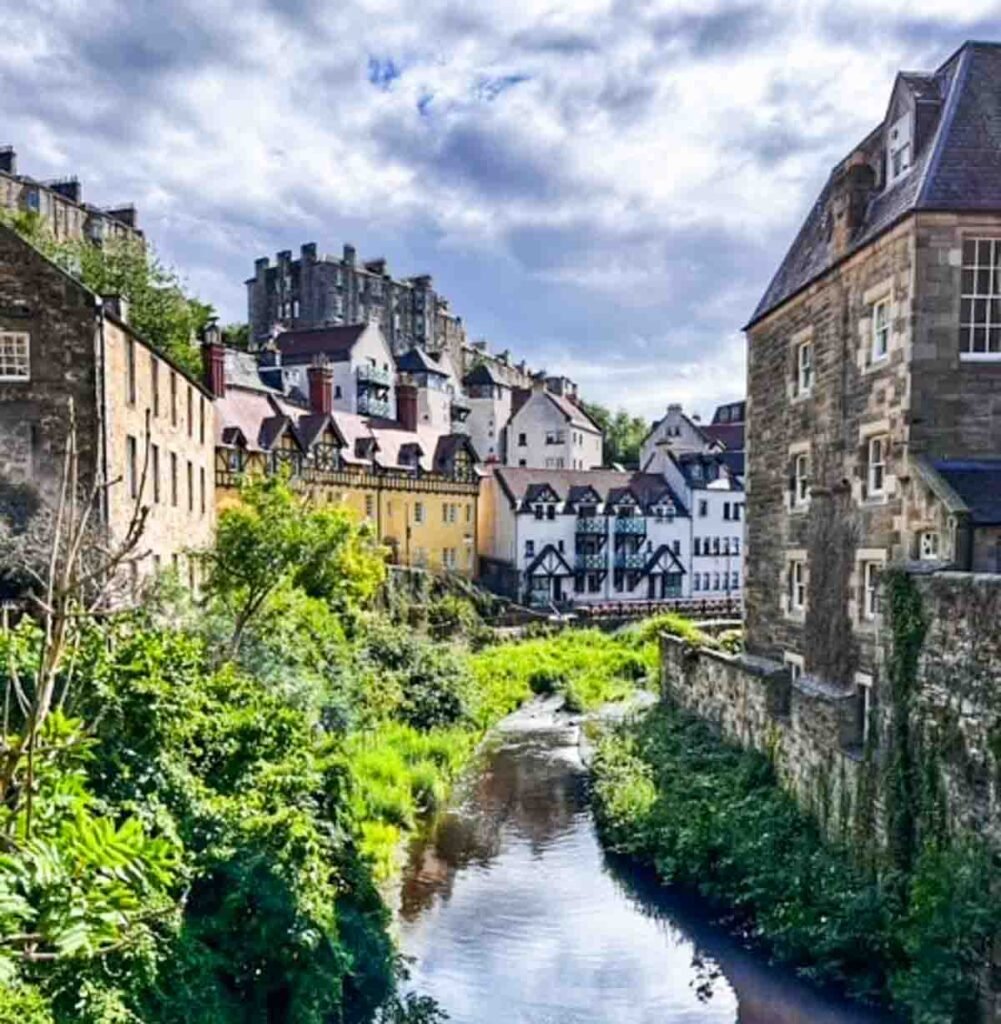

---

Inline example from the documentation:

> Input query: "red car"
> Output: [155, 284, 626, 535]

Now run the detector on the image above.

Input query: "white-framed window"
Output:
[796, 340, 813, 396]
[525, 539, 535, 558]
[887, 112, 913, 185]
[414, 501, 425, 524]
[792, 453, 810, 508]
[0, 331, 30, 380]
[855, 672, 874, 745]
[919, 530, 940, 560]
[871, 298, 890, 362]
[365, 493, 375, 519]
[698, 499, 708, 517]
[959, 238, 1001, 358]
[126, 435, 138, 500]
[788, 559, 806, 613]
[862, 561, 881, 620]
[867, 436, 887, 496]
[784, 651, 804, 682]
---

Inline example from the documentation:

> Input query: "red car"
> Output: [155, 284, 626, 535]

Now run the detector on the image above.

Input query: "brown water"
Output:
[397, 701, 895, 1024]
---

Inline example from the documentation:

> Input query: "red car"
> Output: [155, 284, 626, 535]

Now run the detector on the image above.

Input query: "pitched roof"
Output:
[274, 324, 368, 362]
[546, 391, 601, 432]
[463, 362, 507, 387]
[749, 41, 1001, 327]
[397, 346, 447, 376]
[494, 467, 689, 515]
[932, 458, 1001, 525]
[673, 451, 744, 491]
[701, 422, 745, 451]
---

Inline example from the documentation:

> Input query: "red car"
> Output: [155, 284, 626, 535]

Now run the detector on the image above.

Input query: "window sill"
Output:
[860, 493, 889, 507]
[783, 609, 806, 623]
[862, 355, 891, 376]
[959, 352, 1001, 363]
[788, 503, 810, 516]
[789, 390, 813, 405]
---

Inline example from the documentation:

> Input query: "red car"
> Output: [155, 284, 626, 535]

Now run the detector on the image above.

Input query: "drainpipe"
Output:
[94, 300, 110, 537]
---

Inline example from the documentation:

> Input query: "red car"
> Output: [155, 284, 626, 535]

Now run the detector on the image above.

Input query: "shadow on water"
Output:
[397, 709, 897, 1024]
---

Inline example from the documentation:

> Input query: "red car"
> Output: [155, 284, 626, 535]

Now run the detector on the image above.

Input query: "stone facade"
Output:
[0, 146, 141, 245]
[0, 225, 214, 591]
[247, 243, 465, 358]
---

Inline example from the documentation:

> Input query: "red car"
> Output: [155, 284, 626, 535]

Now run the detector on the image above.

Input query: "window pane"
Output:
[974, 298, 989, 325]
[978, 268, 992, 295]
[973, 326, 988, 353]
[960, 298, 974, 325]
[962, 268, 975, 294]
[963, 239, 977, 265]
[990, 326, 1001, 353]
[977, 239, 993, 265]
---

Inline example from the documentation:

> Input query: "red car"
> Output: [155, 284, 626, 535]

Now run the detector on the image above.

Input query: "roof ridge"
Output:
[917, 44, 973, 207]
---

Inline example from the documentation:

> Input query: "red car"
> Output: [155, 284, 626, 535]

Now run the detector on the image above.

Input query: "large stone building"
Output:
[246, 243, 466, 357]
[0, 225, 214, 591]
[744, 41, 1001, 702]
[0, 146, 141, 245]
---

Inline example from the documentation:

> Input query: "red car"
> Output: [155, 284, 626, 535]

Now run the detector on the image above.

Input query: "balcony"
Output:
[615, 552, 647, 570]
[575, 552, 608, 571]
[356, 364, 393, 386]
[614, 516, 646, 534]
[576, 516, 608, 535]
[357, 393, 391, 418]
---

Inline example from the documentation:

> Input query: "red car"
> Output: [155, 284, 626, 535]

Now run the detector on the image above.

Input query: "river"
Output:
[396, 698, 896, 1024]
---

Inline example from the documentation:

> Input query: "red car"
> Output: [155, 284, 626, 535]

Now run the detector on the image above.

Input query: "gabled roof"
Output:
[673, 451, 743, 492]
[297, 414, 346, 450]
[258, 414, 303, 452]
[644, 544, 687, 577]
[749, 41, 1001, 328]
[274, 324, 368, 362]
[525, 543, 574, 577]
[701, 422, 745, 452]
[397, 346, 447, 376]
[432, 434, 478, 474]
[545, 390, 601, 432]
[463, 362, 508, 388]
[494, 467, 690, 516]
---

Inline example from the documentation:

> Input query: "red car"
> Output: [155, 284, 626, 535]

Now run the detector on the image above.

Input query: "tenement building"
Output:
[207, 332, 481, 577]
[247, 243, 466, 357]
[0, 225, 214, 591]
[745, 41, 1001, 698]
[0, 146, 141, 244]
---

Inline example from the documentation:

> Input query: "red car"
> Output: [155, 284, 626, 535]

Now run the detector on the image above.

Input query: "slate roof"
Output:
[749, 41, 1001, 327]
[933, 459, 1001, 525]
[463, 362, 507, 387]
[673, 452, 744, 492]
[546, 391, 602, 432]
[397, 346, 447, 376]
[494, 467, 690, 516]
[273, 324, 367, 362]
[701, 422, 745, 452]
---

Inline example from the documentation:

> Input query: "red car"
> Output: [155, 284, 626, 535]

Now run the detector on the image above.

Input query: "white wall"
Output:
[641, 405, 712, 473]
[507, 389, 602, 469]
[466, 387, 511, 463]
[689, 487, 745, 596]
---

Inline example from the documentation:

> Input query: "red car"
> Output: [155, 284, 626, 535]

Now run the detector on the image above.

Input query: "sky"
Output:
[4, 1, 1001, 422]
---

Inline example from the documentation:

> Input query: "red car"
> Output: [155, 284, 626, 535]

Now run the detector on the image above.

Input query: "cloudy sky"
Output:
[4, 1, 1001, 420]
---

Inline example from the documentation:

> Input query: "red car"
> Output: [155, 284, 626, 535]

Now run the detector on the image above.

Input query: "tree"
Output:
[205, 475, 386, 658]
[582, 402, 650, 468]
[0, 209, 212, 375]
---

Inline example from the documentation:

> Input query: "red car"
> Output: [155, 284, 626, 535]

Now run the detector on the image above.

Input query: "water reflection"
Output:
[397, 707, 894, 1024]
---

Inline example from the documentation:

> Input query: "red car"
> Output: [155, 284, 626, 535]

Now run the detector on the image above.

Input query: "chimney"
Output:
[828, 152, 876, 259]
[397, 383, 418, 432]
[102, 294, 130, 324]
[48, 178, 81, 204]
[200, 320, 226, 398]
[531, 375, 546, 395]
[105, 204, 137, 227]
[301, 242, 317, 263]
[307, 359, 334, 415]
[343, 243, 356, 266]
[364, 257, 387, 276]
[667, 403, 682, 414]
[0, 146, 16, 175]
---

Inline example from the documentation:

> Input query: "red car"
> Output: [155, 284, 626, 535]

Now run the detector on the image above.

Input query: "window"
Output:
[152, 444, 160, 503]
[959, 239, 1001, 357]
[126, 337, 136, 405]
[734, 503, 742, 521]
[919, 530, 940, 560]
[862, 561, 881, 620]
[414, 501, 425, 524]
[796, 340, 813, 396]
[443, 548, 457, 569]
[126, 435, 138, 499]
[557, 539, 564, 553]
[200, 467, 206, 515]
[334, 385, 342, 399]
[784, 652, 804, 683]
[887, 112, 912, 185]
[871, 298, 890, 361]
[199, 398, 205, 445]
[792, 453, 810, 508]
[693, 573, 701, 592]
[465, 503, 472, 522]
[712, 537, 720, 555]
[731, 571, 739, 590]
[732, 536, 740, 555]
[698, 499, 708, 517]
[518, 459, 527, 467]
[867, 436, 886, 496]
[723, 502, 731, 521]
[672, 540, 680, 555]
[525, 540, 535, 558]
[170, 372, 177, 426]
[187, 388, 193, 436]
[0, 332, 30, 380]
[187, 460, 194, 512]
[856, 673, 874, 745]
[788, 559, 806, 613]
[365, 494, 375, 519]
[546, 504, 556, 520]
[170, 452, 178, 506]
[151, 357, 159, 417]
[713, 573, 720, 591]
[518, 433, 527, 446]
[693, 537, 701, 556]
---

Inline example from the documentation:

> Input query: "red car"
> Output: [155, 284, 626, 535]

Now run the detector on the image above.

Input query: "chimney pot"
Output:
[397, 383, 418, 431]
[200, 323, 226, 398]
[307, 359, 334, 416]
[0, 146, 16, 175]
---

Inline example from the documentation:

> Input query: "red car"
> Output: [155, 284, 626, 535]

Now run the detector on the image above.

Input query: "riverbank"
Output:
[590, 700, 998, 1024]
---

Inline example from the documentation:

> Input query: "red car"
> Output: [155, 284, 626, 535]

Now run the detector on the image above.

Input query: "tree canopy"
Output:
[582, 402, 650, 468]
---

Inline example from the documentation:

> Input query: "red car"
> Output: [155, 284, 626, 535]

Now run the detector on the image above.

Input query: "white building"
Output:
[396, 347, 470, 433]
[268, 322, 397, 420]
[479, 467, 693, 607]
[507, 379, 603, 470]
[463, 362, 512, 464]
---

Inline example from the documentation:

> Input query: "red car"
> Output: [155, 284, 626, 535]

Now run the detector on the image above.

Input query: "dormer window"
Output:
[886, 112, 913, 187]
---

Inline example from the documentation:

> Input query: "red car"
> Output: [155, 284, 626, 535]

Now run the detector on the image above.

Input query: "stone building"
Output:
[744, 40, 1001, 701]
[208, 338, 481, 577]
[0, 225, 214, 591]
[0, 146, 141, 245]
[246, 243, 467, 358]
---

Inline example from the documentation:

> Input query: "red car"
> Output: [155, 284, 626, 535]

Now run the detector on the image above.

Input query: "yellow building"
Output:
[206, 341, 479, 576]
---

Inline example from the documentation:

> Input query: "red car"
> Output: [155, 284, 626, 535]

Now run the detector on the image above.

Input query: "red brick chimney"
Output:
[397, 383, 418, 432]
[201, 323, 226, 398]
[307, 360, 334, 415]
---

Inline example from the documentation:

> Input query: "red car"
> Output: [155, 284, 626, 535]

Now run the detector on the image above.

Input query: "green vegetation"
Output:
[592, 703, 1001, 1024]
[579, 402, 650, 468]
[0, 472, 654, 1022]
[0, 208, 212, 374]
